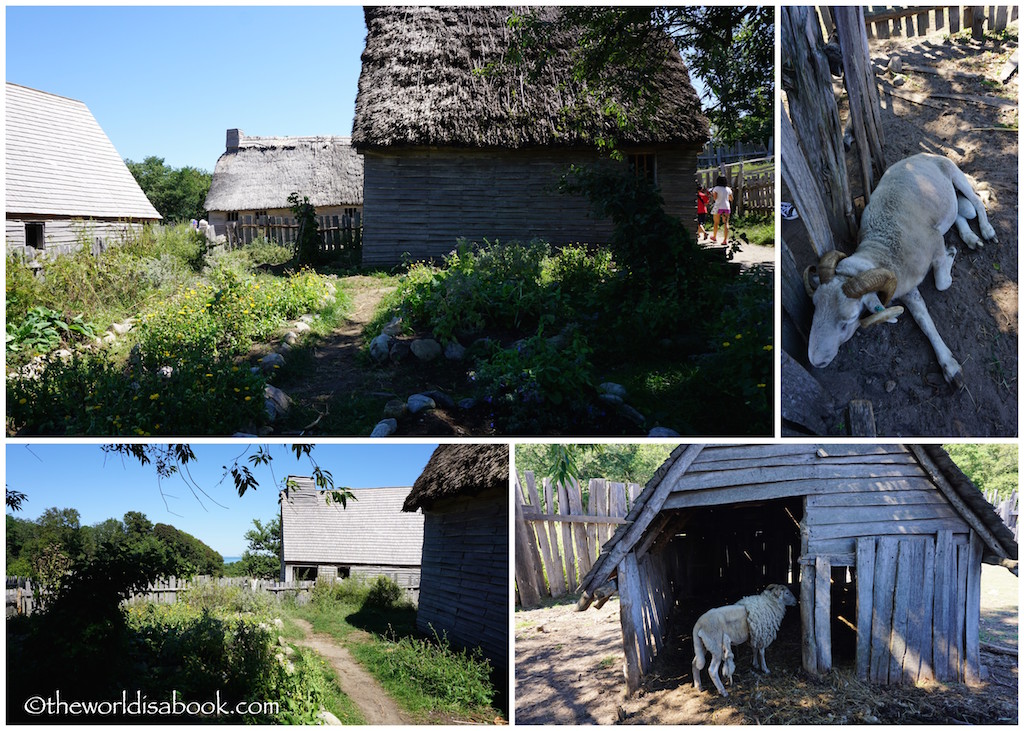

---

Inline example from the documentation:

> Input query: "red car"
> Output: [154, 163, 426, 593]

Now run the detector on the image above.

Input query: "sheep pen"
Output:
[783, 19, 1018, 437]
[514, 566, 1017, 724]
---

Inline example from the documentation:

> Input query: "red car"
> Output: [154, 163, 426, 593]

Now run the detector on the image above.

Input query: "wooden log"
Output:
[801, 550, 818, 675]
[870, 536, 899, 683]
[618, 552, 647, 694]
[814, 555, 833, 673]
[557, 481, 578, 591]
[855, 538, 876, 679]
[964, 531, 983, 684]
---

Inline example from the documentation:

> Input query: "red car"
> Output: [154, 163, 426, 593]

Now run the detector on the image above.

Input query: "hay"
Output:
[404, 444, 509, 511]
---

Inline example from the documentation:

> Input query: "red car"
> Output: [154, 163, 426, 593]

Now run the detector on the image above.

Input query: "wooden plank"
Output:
[529, 474, 565, 597]
[696, 444, 907, 464]
[557, 481, 577, 591]
[952, 542, 969, 680]
[801, 554, 818, 675]
[855, 538, 876, 679]
[870, 537, 899, 683]
[524, 513, 628, 525]
[932, 530, 953, 680]
[565, 477, 594, 578]
[542, 477, 566, 597]
[780, 347, 834, 433]
[609, 482, 628, 519]
[513, 491, 542, 607]
[618, 552, 648, 694]
[917, 538, 936, 680]
[807, 490, 949, 508]
[847, 399, 877, 437]
[677, 462, 926, 491]
[780, 105, 840, 258]
[814, 555, 833, 673]
[900, 540, 927, 682]
[951, 5, 961, 34]
[517, 477, 548, 598]
[692, 450, 915, 472]
[805, 502, 961, 526]
[811, 517, 968, 542]
[590, 478, 609, 545]
[889, 540, 914, 682]
[964, 531, 983, 684]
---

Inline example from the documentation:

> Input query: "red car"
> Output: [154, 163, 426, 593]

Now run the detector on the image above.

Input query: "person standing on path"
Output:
[710, 175, 733, 245]
[696, 183, 711, 242]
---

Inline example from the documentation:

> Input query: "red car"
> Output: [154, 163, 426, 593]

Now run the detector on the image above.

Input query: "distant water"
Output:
[222, 556, 243, 564]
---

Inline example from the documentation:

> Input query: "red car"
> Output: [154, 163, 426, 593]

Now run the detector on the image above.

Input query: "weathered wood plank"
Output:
[807, 489, 949, 508]
[870, 537, 899, 683]
[847, 399, 877, 437]
[565, 477, 595, 578]
[810, 517, 968, 542]
[523, 513, 628, 525]
[801, 555, 818, 675]
[619, 552, 649, 694]
[692, 451, 916, 472]
[855, 538, 876, 679]
[889, 540, 914, 682]
[952, 542, 969, 680]
[526, 472, 564, 597]
[587, 478, 605, 554]
[814, 556, 833, 673]
[932, 530, 953, 680]
[677, 463, 926, 492]
[695, 444, 907, 464]
[964, 531, 983, 684]
[805, 501, 961, 526]
[519, 475, 549, 595]
[542, 478, 566, 597]
[558, 481, 578, 591]
[513, 491, 542, 607]
[609, 482, 628, 519]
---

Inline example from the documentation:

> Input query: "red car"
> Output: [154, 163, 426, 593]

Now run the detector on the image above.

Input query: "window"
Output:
[295, 566, 319, 581]
[628, 153, 656, 184]
[227, 211, 239, 222]
[25, 222, 45, 250]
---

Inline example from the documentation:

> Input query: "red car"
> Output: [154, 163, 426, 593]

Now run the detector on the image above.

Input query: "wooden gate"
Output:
[515, 472, 641, 607]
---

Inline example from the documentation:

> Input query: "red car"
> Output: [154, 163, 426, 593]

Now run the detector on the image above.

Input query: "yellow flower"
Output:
[205, 373, 213, 378]
[757, 383, 766, 388]
[722, 342, 731, 348]
[234, 388, 240, 393]
[735, 334, 742, 339]
[150, 393, 159, 401]
[763, 345, 773, 351]
[18, 398, 26, 405]
[245, 396, 252, 402]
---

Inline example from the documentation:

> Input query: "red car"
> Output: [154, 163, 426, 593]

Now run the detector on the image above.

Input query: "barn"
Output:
[203, 129, 363, 247]
[5, 82, 161, 259]
[577, 444, 1018, 694]
[351, 6, 709, 265]
[279, 478, 423, 593]
[402, 444, 509, 670]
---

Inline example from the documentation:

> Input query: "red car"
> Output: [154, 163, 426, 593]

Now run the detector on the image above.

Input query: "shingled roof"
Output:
[281, 480, 423, 567]
[204, 131, 363, 212]
[404, 444, 509, 512]
[5, 82, 160, 220]
[352, 6, 708, 150]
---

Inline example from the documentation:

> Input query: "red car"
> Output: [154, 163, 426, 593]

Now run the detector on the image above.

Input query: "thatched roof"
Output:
[352, 6, 708, 149]
[6, 82, 161, 220]
[203, 130, 363, 212]
[404, 444, 509, 511]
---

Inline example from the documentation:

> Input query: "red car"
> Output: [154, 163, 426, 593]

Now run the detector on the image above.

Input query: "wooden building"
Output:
[577, 444, 1018, 693]
[351, 6, 709, 265]
[5, 82, 161, 258]
[402, 444, 509, 670]
[204, 129, 363, 246]
[279, 478, 423, 592]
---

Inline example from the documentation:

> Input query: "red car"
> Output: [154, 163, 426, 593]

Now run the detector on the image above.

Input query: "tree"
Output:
[125, 156, 212, 222]
[153, 523, 223, 576]
[944, 444, 1018, 500]
[516, 444, 675, 494]
[238, 517, 281, 579]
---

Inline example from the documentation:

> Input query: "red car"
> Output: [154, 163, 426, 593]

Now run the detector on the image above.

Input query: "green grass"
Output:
[731, 214, 775, 247]
[289, 644, 366, 724]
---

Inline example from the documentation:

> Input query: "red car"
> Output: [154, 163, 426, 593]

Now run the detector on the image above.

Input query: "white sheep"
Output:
[692, 584, 797, 696]
[804, 153, 997, 388]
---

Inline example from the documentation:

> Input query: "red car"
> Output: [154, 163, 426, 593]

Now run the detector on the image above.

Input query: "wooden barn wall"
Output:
[416, 489, 508, 669]
[6, 216, 145, 258]
[360, 144, 700, 265]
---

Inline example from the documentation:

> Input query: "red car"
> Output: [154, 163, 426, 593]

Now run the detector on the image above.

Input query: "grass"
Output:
[731, 214, 774, 247]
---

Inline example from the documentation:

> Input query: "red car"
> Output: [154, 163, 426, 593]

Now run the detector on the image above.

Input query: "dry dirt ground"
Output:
[515, 567, 1018, 725]
[784, 28, 1018, 436]
[291, 617, 410, 725]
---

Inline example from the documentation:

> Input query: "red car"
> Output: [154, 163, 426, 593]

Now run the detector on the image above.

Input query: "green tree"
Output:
[153, 523, 223, 576]
[516, 444, 674, 497]
[125, 156, 212, 222]
[944, 444, 1018, 500]
[238, 516, 281, 579]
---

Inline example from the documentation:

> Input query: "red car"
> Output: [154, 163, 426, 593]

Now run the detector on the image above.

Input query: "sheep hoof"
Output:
[981, 223, 998, 243]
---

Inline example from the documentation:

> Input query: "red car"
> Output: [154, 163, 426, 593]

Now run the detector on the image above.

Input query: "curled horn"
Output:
[859, 305, 904, 329]
[802, 250, 848, 298]
[841, 267, 898, 306]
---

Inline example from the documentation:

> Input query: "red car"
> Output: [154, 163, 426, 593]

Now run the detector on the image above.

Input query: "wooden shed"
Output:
[204, 129, 363, 247]
[5, 82, 161, 259]
[279, 478, 423, 593]
[577, 444, 1018, 694]
[351, 6, 709, 265]
[402, 444, 509, 670]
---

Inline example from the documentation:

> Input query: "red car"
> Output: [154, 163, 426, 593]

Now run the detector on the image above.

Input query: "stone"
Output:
[381, 401, 406, 421]
[318, 710, 343, 726]
[53, 349, 73, 361]
[299, 314, 315, 324]
[648, 427, 681, 437]
[382, 316, 404, 337]
[893, 74, 906, 87]
[389, 340, 411, 364]
[111, 320, 134, 336]
[157, 365, 174, 379]
[887, 55, 902, 73]
[294, 321, 312, 333]
[276, 342, 292, 354]
[370, 419, 398, 437]
[423, 389, 455, 410]
[259, 353, 286, 374]
[599, 382, 628, 399]
[444, 341, 467, 361]
[885, 380, 897, 393]
[369, 333, 393, 363]
[102, 332, 117, 344]
[617, 403, 647, 427]
[458, 397, 478, 410]
[598, 393, 624, 407]
[232, 432, 259, 438]
[407, 394, 436, 414]
[264, 385, 292, 421]
[411, 338, 442, 361]
[284, 332, 299, 346]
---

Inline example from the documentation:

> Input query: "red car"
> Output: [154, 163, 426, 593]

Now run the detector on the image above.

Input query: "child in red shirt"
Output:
[696, 185, 711, 242]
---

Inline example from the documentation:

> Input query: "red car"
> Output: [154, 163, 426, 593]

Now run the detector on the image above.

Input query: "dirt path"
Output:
[291, 617, 409, 725]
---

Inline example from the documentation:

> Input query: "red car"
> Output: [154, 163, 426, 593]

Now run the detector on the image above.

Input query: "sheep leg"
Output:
[692, 637, 706, 692]
[708, 654, 729, 697]
[954, 196, 984, 250]
[901, 287, 963, 388]
[863, 292, 900, 323]
[950, 171, 997, 244]
[931, 244, 956, 291]
[758, 647, 770, 674]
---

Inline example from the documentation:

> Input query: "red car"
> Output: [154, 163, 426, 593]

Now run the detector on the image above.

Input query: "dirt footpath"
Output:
[292, 617, 409, 725]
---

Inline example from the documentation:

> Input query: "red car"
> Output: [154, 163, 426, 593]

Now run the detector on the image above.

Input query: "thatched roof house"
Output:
[6, 82, 161, 258]
[404, 444, 509, 669]
[279, 479, 423, 589]
[352, 6, 709, 264]
[204, 129, 363, 247]
[576, 444, 1017, 693]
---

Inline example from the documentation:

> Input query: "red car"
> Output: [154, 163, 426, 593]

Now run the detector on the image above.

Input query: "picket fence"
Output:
[697, 140, 772, 168]
[6, 575, 315, 617]
[515, 471, 641, 607]
[224, 211, 362, 255]
[843, 5, 1019, 39]
[698, 156, 775, 216]
[986, 489, 1019, 542]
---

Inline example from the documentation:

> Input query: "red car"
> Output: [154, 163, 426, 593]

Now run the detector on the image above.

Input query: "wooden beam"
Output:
[964, 531, 983, 684]
[814, 555, 833, 673]
[932, 530, 953, 680]
[514, 489, 542, 608]
[855, 538, 876, 679]
[870, 537, 899, 682]
[889, 540, 914, 682]
[618, 552, 647, 695]
[523, 513, 629, 525]
[801, 552, 818, 675]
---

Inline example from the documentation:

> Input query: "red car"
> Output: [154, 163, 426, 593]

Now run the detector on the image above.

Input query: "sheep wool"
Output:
[736, 586, 791, 650]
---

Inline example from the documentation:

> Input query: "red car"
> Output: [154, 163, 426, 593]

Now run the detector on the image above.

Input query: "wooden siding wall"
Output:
[283, 562, 420, 590]
[417, 490, 508, 669]
[6, 217, 145, 258]
[360, 145, 701, 265]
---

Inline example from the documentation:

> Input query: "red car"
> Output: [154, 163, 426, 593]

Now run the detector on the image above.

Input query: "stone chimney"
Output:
[226, 128, 243, 153]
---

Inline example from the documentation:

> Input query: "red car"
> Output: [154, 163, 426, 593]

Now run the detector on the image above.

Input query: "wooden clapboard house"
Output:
[576, 444, 1018, 693]
[403, 444, 509, 670]
[352, 6, 709, 265]
[279, 478, 423, 591]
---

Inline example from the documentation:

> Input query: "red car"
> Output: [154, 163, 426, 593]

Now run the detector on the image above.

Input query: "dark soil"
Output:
[784, 31, 1018, 437]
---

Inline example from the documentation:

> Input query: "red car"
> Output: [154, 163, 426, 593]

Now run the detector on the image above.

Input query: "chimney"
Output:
[226, 128, 242, 153]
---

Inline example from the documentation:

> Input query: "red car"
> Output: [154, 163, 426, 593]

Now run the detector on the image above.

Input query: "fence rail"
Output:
[820, 5, 1018, 39]
[698, 156, 775, 216]
[6, 575, 316, 617]
[515, 471, 641, 607]
[986, 489, 1019, 542]
[224, 211, 362, 255]
[698, 140, 772, 168]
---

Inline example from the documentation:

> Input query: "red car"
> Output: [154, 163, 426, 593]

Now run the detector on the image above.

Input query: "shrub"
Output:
[311, 576, 371, 607]
[363, 575, 404, 609]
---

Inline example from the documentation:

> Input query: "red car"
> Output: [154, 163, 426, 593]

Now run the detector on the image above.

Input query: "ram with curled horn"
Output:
[804, 153, 997, 388]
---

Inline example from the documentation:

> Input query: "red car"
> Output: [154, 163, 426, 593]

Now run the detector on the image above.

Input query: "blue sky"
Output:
[5, 443, 439, 556]
[6, 5, 367, 171]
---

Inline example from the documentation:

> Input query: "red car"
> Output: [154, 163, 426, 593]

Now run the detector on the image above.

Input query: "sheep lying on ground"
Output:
[804, 153, 997, 388]
[692, 584, 797, 696]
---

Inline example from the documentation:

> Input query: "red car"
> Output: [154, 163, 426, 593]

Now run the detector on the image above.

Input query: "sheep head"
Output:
[805, 251, 899, 368]
[764, 584, 798, 608]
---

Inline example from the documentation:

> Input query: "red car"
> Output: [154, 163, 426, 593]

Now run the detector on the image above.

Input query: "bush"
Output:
[181, 581, 274, 616]
[311, 576, 371, 607]
[363, 575, 404, 609]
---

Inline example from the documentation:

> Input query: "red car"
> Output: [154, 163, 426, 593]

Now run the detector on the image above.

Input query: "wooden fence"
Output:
[698, 156, 775, 216]
[515, 471, 641, 607]
[820, 6, 1018, 40]
[698, 140, 773, 168]
[224, 210, 362, 255]
[986, 490, 1019, 542]
[6, 575, 316, 617]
